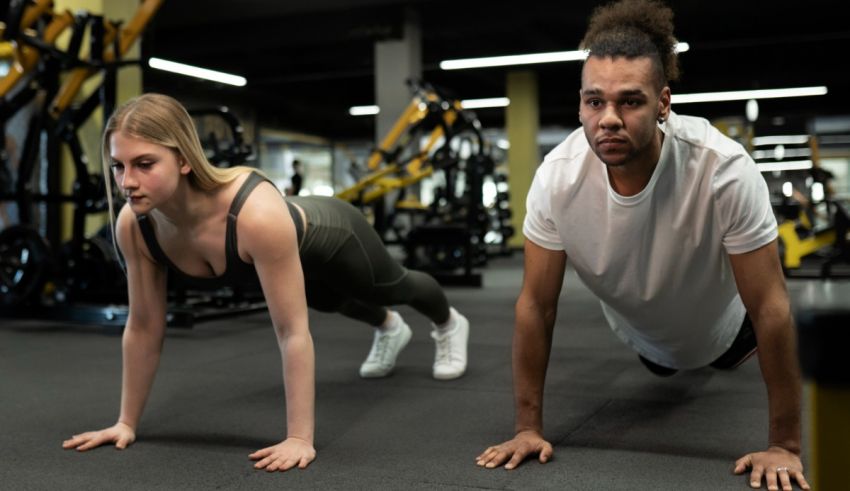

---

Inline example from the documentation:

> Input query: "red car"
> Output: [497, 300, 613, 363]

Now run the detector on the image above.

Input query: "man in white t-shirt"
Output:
[476, 1, 808, 490]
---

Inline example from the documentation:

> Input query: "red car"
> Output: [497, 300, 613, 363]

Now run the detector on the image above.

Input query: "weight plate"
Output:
[0, 225, 50, 305]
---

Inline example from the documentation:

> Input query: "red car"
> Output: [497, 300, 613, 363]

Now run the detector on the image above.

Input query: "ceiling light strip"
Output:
[350, 97, 510, 116]
[148, 57, 247, 87]
[460, 97, 510, 109]
[672, 87, 826, 104]
[756, 160, 814, 172]
[349, 105, 380, 116]
[751, 135, 811, 146]
[440, 43, 689, 70]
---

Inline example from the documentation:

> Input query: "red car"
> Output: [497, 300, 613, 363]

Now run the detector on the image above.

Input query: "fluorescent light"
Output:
[460, 97, 510, 109]
[673, 86, 827, 104]
[148, 57, 246, 87]
[349, 105, 380, 116]
[349, 97, 509, 117]
[751, 135, 810, 146]
[440, 42, 689, 70]
[757, 160, 813, 172]
[752, 148, 811, 160]
[441, 50, 587, 70]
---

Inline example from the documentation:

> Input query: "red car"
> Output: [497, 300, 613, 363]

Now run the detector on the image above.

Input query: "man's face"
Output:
[579, 56, 670, 168]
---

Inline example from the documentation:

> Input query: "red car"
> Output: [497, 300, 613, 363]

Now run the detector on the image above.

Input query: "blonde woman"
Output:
[62, 94, 470, 471]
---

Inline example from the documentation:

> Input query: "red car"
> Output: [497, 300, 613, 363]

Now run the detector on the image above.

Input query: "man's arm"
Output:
[477, 239, 567, 470]
[728, 239, 810, 490]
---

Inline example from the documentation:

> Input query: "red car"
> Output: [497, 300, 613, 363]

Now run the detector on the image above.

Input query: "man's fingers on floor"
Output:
[765, 470, 779, 490]
[735, 454, 753, 474]
[749, 466, 765, 488]
[792, 471, 810, 490]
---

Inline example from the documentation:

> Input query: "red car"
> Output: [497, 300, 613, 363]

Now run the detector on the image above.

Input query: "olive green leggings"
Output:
[288, 196, 450, 326]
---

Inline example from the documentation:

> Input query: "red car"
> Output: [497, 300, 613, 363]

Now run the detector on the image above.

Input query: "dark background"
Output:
[141, 0, 850, 139]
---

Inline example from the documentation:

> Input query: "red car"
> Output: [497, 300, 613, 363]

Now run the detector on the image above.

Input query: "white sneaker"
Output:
[431, 308, 469, 380]
[359, 320, 412, 378]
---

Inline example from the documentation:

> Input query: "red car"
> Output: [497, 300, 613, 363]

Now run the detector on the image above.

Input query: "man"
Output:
[476, 1, 809, 490]
[288, 159, 303, 196]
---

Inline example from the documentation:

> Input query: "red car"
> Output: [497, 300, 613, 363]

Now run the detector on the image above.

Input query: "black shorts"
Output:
[709, 315, 758, 369]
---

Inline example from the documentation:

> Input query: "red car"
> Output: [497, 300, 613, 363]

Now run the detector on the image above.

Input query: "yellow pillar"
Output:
[505, 71, 539, 249]
[807, 384, 850, 489]
[54, 0, 142, 241]
[797, 305, 850, 491]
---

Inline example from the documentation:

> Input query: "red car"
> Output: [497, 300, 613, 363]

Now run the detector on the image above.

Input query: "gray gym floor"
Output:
[1, 254, 815, 490]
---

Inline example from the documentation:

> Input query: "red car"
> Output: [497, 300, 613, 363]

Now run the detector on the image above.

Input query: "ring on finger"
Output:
[776, 466, 789, 473]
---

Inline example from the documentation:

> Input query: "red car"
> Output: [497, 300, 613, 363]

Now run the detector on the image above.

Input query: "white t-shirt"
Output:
[523, 112, 777, 369]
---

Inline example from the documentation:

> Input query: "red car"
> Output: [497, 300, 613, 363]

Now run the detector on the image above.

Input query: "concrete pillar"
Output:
[374, 9, 421, 143]
[505, 71, 540, 249]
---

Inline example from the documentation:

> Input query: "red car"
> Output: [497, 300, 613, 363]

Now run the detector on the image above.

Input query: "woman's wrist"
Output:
[286, 435, 314, 445]
[116, 420, 136, 431]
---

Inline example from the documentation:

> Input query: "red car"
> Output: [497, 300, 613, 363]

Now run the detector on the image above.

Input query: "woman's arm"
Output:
[239, 183, 316, 472]
[63, 204, 168, 451]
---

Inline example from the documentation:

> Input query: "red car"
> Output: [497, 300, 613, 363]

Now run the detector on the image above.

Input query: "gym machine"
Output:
[0, 0, 165, 325]
[336, 80, 513, 286]
[1, 1, 269, 328]
[189, 107, 255, 168]
[753, 134, 850, 278]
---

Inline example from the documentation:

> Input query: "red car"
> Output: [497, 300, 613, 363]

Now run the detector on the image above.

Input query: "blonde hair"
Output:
[101, 93, 257, 265]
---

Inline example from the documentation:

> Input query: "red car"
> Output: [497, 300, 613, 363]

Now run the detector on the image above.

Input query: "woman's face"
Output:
[109, 131, 189, 214]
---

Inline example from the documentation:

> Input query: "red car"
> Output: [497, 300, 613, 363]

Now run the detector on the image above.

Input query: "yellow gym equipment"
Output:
[335, 81, 468, 207]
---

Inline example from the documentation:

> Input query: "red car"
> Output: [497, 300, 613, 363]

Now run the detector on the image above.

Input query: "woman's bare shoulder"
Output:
[237, 180, 296, 255]
[115, 203, 157, 264]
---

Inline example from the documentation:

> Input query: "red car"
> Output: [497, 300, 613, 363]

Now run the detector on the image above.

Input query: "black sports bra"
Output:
[136, 172, 303, 291]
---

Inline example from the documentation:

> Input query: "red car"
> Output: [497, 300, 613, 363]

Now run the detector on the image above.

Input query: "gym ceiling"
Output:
[143, 0, 850, 140]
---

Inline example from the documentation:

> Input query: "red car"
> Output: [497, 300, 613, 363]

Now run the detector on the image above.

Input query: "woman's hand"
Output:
[62, 422, 136, 451]
[249, 437, 316, 472]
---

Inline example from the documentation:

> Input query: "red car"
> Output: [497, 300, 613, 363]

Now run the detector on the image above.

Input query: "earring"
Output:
[657, 116, 665, 123]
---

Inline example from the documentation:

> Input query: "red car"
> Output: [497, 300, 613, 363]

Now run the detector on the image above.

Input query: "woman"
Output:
[62, 94, 470, 471]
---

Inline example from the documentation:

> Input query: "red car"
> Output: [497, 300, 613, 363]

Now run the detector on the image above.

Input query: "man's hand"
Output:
[249, 437, 316, 472]
[734, 446, 810, 490]
[476, 430, 553, 470]
[62, 422, 136, 451]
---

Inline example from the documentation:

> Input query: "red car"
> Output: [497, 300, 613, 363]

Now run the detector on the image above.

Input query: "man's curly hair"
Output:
[579, 0, 680, 88]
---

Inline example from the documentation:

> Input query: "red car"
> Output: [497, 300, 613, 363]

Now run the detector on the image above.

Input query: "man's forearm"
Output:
[512, 305, 555, 434]
[754, 311, 803, 453]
